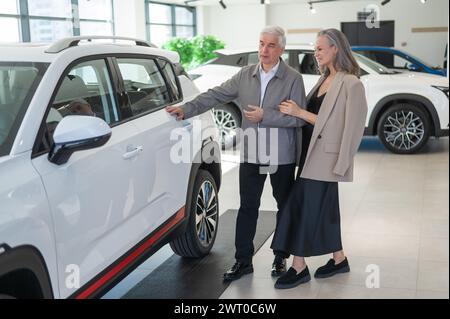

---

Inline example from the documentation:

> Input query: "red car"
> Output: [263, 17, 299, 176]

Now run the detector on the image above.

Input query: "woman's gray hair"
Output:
[261, 26, 286, 49]
[317, 28, 360, 77]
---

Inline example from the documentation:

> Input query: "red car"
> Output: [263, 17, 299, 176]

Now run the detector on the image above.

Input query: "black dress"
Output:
[270, 89, 343, 257]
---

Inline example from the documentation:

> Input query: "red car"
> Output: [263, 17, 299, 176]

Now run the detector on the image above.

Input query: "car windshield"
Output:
[353, 53, 396, 74]
[398, 50, 435, 68]
[0, 62, 49, 157]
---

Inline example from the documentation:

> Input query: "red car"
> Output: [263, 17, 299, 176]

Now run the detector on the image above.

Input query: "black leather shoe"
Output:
[271, 257, 287, 277]
[314, 257, 350, 279]
[223, 262, 254, 282]
[275, 266, 311, 289]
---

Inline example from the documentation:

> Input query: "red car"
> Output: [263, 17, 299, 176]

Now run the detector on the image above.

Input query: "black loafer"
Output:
[314, 257, 350, 279]
[271, 258, 287, 277]
[275, 266, 311, 289]
[223, 262, 254, 282]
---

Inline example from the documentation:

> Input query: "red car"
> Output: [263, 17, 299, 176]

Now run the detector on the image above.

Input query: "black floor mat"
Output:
[123, 209, 276, 299]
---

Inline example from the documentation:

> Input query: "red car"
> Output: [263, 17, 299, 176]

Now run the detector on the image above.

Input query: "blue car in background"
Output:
[352, 46, 447, 76]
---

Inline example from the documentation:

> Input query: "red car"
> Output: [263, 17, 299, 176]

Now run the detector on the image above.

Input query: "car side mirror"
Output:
[48, 115, 112, 165]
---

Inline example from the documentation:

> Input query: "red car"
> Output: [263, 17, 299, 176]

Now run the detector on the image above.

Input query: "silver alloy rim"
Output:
[214, 109, 237, 147]
[196, 180, 218, 247]
[383, 110, 425, 151]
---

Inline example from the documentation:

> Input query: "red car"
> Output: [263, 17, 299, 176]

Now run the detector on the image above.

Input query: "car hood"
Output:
[389, 71, 449, 86]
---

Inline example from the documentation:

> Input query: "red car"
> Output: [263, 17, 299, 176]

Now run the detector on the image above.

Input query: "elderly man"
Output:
[167, 26, 306, 281]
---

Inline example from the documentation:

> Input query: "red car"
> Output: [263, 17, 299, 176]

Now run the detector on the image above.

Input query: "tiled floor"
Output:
[104, 137, 449, 299]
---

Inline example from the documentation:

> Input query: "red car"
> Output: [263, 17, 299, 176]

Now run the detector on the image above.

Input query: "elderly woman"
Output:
[271, 28, 368, 289]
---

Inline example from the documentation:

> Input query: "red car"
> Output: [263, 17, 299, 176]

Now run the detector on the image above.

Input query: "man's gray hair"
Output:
[260, 25, 286, 48]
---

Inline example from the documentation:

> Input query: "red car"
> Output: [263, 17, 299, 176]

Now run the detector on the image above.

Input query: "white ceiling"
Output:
[156, 0, 375, 7]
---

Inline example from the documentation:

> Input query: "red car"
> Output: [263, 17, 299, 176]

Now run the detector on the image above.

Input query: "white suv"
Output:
[190, 46, 449, 154]
[0, 36, 221, 299]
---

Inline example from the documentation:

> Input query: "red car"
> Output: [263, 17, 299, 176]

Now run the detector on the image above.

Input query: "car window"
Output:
[248, 53, 259, 65]
[298, 53, 320, 75]
[117, 58, 172, 116]
[35, 59, 119, 154]
[0, 62, 48, 157]
[357, 50, 381, 64]
[158, 58, 182, 102]
[370, 51, 395, 68]
[393, 54, 423, 71]
[353, 53, 395, 74]
[247, 52, 289, 66]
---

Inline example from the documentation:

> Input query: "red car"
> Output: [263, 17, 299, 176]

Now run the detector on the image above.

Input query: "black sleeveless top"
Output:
[299, 88, 326, 172]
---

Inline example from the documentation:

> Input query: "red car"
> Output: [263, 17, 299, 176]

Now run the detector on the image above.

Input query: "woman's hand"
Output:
[279, 100, 303, 118]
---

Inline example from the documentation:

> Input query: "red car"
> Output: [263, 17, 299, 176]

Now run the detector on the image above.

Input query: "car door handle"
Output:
[182, 122, 192, 131]
[122, 146, 143, 159]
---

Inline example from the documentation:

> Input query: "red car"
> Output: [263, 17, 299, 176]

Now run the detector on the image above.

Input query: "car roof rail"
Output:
[45, 36, 157, 53]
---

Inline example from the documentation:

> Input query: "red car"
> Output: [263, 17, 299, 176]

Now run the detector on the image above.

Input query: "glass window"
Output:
[248, 52, 288, 66]
[149, 3, 171, 24]
[149, 25, 172, 48]
[78, 0, 112, 20]
[248, 53, 259, 65]
[353, 53, 395, 74]
[2, 0, 114, 43]
[158, 58, 181, 101]
[52, 59, 119, 126]
[175, 26, 194, 39]
[298, 53, 320, 75]
[0, 62, 48, 157]
[370, 52, 395, 68]
[27, 0, 72, 18]
[147, 1, 196, 47]
[393, 54, 423, 71]
[29, 19, 73, 42]
[175, 6, 193, 25]
[80, 21, 113, 36]
[117, 58, 172, 116]
[0, 17, 20, 42]
[0, 0, 19, 14]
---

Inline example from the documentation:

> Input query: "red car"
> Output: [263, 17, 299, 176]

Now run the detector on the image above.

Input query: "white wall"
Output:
[199, 4, 267, 50]
[197, 0, 449, 67]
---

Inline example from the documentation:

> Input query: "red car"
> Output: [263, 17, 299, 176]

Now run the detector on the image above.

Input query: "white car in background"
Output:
[189, 45, 449, 154]
[0, 36, 221, 299]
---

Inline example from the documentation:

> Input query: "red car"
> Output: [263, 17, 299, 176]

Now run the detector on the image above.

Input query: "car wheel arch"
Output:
[185, 139, 221, 215]
[369, 94, 438, 136]
[0, 244, 54, 299]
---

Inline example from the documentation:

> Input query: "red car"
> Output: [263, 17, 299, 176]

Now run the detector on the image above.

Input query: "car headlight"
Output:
[189, 74, 202, 81]
[432, 85, 449, 99]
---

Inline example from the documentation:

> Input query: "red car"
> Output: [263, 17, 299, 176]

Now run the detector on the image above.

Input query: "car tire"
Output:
[170, 169, 219, 258]
[213, 103, 241, 150]
[377, 103, 431, 154]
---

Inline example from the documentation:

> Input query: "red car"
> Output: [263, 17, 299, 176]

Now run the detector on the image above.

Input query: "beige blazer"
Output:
[299, 71, 368, 182]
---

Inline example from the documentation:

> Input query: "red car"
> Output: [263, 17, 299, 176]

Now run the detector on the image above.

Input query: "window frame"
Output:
[113, 54, 184, 122]
[0, 0, 115, 42]
[32, 54, 183, 158]
[32, 55, 121, 158]
[145, 0, 196, 45]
